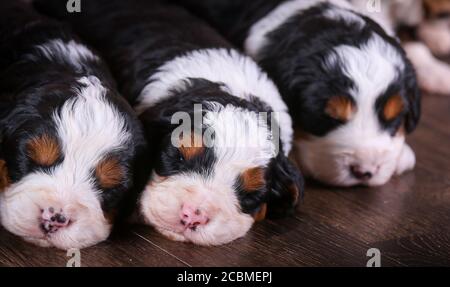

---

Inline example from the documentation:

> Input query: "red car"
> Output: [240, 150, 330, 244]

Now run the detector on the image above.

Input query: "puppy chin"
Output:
[140, 173, 254, 246]
[45, 219, 111, 250]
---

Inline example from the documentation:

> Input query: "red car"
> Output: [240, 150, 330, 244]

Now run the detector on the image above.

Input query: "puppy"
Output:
[175, 0, 421, 187]
[351, 0, 450, 96]
[0, 2, 146, 249]
[35, 0, 303, 246]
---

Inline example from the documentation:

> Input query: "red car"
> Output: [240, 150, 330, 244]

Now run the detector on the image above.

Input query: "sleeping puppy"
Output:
[35, 0, 303, 245]
[174, 0, 421, 187]
[351, 0, 450, 95]
[0, 2, 146, 249]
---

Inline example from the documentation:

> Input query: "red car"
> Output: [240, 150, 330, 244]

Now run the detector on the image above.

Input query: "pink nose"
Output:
[179, 204, 209, 230]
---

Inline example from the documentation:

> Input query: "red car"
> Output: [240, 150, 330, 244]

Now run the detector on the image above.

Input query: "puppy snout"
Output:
[350, 165, 373, 180]
[179, 204, 209, 231]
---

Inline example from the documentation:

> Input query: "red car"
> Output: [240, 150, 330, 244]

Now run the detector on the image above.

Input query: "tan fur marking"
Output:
[179, 133, 204, 160]
[95, 158, 123, 189]
[289, 184, 300, 205]
[254, 203, 267, 222]
[241, 167, 266, 192]
[325, 96, 355, 121]
[383, 94, 404, 121]
[0, 160, 10, 191]
[27, 134, 60, 166]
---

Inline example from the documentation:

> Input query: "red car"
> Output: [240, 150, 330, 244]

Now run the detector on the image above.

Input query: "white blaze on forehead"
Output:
[32, 39, 99, 69]
[324, 34, 404, 138]
[137, 48, 293, 155]
[244, 0, 356, 58]
[53, 76, 131, 183]
[203, 103, 276, 175]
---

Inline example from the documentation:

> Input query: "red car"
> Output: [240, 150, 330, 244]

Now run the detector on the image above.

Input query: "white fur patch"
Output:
[137, 48, 293, 155]
[0, 76, 131, 249]
[31, 39, 99, 69]
[203, 103, 277, 169]
[244, 0, 355, 58]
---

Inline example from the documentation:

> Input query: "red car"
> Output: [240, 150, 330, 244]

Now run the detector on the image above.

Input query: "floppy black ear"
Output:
[265, 154, 304, 219]
[404, 62, 421, 133]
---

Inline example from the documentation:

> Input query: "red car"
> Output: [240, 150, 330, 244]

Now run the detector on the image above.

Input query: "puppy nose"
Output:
[179, 204, 209, 230]
[350, 165, 373, 180]
[40, 207, 70, 233]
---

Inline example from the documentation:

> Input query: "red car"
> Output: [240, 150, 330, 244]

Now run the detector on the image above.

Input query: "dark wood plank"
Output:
[408, 94, 450, 178]
[0, 226, 186, 267]
[302, 166, 450, 245]
[132, 215, 400, 267]
[373, 231, 450, 266]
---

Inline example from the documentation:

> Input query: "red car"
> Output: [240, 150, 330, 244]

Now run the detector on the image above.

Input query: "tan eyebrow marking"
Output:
[27, 134, 61, 166]
[325, 95, 356, 121]
[0, 160, 10, 191]
[179, 133, 204, 160]
[253, 203, 267, 222]
[383, 94, 404, 121]
[241, 167, 266, 192]
[95, 157, 124, 189]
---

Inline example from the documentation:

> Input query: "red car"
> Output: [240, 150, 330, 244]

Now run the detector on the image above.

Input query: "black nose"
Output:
[350, 165, 373, 180]
[51, 213, 67, 224]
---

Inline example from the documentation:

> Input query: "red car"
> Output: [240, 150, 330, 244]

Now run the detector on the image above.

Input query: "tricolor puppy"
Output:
[35, 0, 303, 245]
[176, 0, 421, 187]
[0, 2, 146, 249]
[352, 0, 450, 96]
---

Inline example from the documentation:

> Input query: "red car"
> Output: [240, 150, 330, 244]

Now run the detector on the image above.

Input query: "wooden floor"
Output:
[0, 93, 449, 267]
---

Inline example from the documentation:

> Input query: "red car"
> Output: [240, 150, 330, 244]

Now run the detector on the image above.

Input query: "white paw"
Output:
[395, 144, 416, 176]
[418, 20, 450, 56]
[404, 42, 450, 95]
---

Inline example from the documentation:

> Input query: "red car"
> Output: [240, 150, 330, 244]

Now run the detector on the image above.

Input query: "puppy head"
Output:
[292, 32, 420, 187]
[256, 4, 421, 187]
[0, 76, 145, 249]
[139, 80, 302, 245]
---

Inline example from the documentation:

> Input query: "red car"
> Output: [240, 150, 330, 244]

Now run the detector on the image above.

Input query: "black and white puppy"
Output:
[176, 0, 421, 187]
[35, 0, 303, 245]
[0, 2, 146, 249]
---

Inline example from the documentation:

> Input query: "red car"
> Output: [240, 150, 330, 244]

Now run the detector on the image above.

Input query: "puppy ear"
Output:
[0, 159, 10, 191]
[265, 154, 304, 218]
[404, 62, 421, 133]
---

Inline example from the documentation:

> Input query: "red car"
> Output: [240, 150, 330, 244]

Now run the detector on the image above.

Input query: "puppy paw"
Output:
[418, 19, 450, 56]
[395, 144, 416, 176]
[404, 42, 450, 95]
